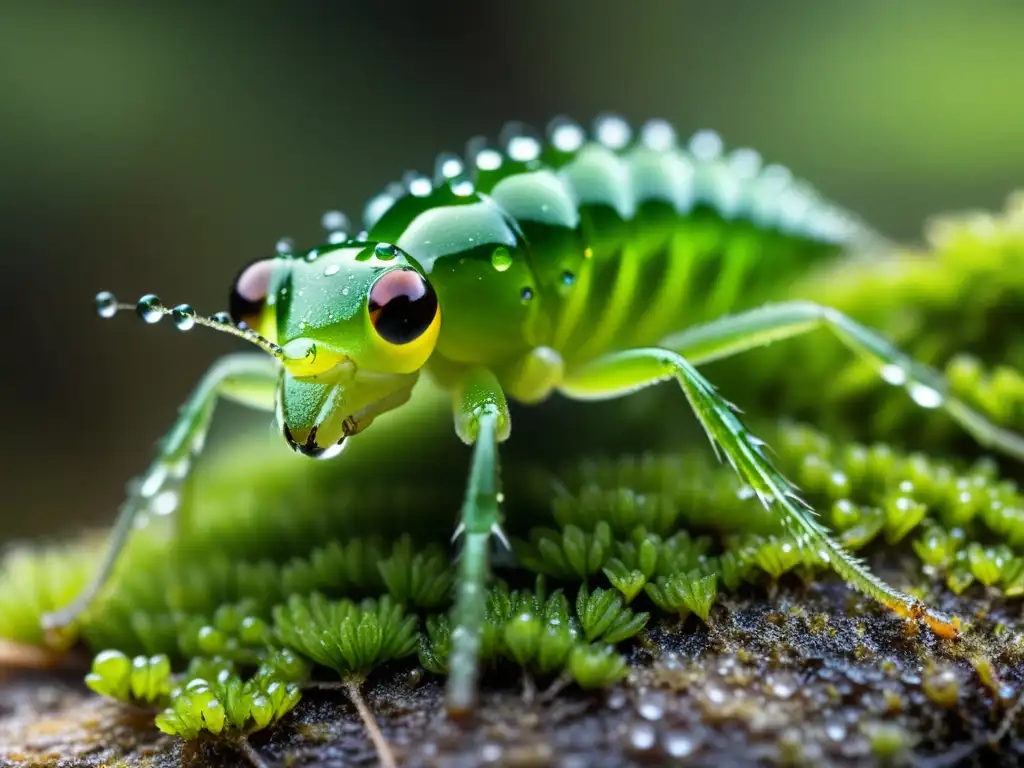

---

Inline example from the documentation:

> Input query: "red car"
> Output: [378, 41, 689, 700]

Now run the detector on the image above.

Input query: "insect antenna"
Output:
[93, 290, 283, 359]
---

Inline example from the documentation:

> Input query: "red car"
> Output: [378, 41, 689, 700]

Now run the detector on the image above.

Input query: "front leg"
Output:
[445, 367, 511, 718]
[561, 347, 961, 639]
[42, 353, 280, 635]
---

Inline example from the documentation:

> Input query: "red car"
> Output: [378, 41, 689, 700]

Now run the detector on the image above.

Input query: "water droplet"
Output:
[520, 286, 534, 302]
[767, 671, 797, 699]
[136, 295, 164, 324]
[152, 489, 179, 516]
[507, 135, 541, 163]
[640, 119, 676, 151]
[606, 688, 627, 709]
[909, 382, 943, 409]
[479, 743, 502, 762]
[880, 364, 908, 385]
[451, 178, 475, 197]
[212, 311, 232, 325]
[95, 291, 118, 318]
[406, 174, 432, 197]
[327, 231, 347, 244]
[690, 129, 723, 160]
[594, 114, 632, 150]
[305, 249, 322, 262]
[475, 148, 502, 171]
[341, 287, 349, 296]
[704, 683, 728, 704]
[729, 148, 763, 179]
[663, 731, 697, 758]
[491, 246, 512, 272]
[548, 117, 585, 152]
[434, 152, 464, 182]
[139, 466, 168, 498]
[375, 242, 397, 261]
[171, 304, 196, 331]
[275, 237, 294, 256]
[825, 721, 846, 741]
[636, 689, 666, 720]
[324, 264, 340, 276]
[321, 210, 349, 231]
[561, 271, 576, 287]
[629, 722, 656, 751]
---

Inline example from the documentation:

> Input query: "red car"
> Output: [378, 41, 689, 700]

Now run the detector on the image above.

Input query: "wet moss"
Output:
[3, 194, 1024, 765]
[11, 566, 1024, 766]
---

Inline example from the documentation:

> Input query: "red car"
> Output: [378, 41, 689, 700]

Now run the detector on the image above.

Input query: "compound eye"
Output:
[368, 268, 438, 345]
[229, 258, 276, 327]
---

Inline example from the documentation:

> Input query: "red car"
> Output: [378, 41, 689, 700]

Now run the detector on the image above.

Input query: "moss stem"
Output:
[235, 736, 270, 768]
[538, 672, 571, 703]
[344, 677, 397, 768]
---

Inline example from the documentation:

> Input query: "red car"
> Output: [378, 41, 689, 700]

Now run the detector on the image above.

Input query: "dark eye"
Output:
[368, 269, 438, 345]
[229, 258, 276, 327]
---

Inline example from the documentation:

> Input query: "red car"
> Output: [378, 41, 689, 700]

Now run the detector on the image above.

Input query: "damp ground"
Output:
[4, 555, 1024, 768]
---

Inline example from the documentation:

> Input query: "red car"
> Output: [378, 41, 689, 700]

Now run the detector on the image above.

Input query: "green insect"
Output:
[45, 115, 1024, 718]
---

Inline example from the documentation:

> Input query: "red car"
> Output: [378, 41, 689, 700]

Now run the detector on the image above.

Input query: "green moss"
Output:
[566, 643, 629, 688]
[154, 672, 301, 740]
[85, 650, 172, 704]
[272, 594, 418, 680]
[0, 538, 102, 646]
[644, 571, 718, 623]
[575, 585, 649, 643]
[2, 193, 1024, 758]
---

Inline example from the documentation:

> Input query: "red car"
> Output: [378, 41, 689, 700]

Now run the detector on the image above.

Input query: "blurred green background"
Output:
[1, 0, 1022, 542]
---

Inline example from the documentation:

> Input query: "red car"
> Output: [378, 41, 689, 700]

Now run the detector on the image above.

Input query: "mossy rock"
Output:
[2, 195, 1024, 767]
[3, 567, 1024, 766]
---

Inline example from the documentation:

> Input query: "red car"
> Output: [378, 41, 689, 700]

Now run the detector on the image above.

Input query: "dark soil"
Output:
[4, 557, 1024, 768]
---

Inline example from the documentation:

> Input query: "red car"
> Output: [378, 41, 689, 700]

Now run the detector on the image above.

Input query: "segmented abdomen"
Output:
[359, 115, 880, 369]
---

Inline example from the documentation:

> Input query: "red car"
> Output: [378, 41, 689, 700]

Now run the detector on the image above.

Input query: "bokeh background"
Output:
[1, 0, 1022, 542]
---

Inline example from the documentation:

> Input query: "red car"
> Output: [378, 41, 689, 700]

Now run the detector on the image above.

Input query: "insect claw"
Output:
[490, 523, 511, 550]
[451, 522, 466, 543]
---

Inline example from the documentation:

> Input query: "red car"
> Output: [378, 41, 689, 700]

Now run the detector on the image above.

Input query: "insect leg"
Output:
[658, 300, 1024, 461]
[446, 367, 511, 719]
[41, 353, 280, 634]
[560, 347, 961, 638]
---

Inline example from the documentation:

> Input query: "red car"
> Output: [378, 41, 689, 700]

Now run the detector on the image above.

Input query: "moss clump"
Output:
[272, 594, 419, 679]
[645, 571, 718, 623]
[84, 650, 172, 705]
[5, 418, 1024, 749]
[2, 193, 1024, 764]
[154, 673, 301, 741]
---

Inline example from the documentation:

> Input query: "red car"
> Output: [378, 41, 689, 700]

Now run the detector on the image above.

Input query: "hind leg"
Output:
[659, 300, 1024, 460]
[561, 347, 960, 638]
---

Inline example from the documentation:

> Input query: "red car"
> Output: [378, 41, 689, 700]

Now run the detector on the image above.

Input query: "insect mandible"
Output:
[44, 115, 1024, 718]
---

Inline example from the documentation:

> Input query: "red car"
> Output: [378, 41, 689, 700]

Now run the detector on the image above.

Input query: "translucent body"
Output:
[58, 117, 1024, 731]
[353, 127, 859, 379]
